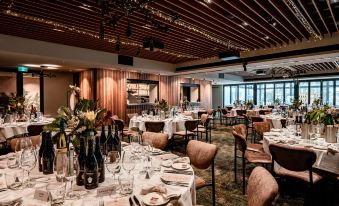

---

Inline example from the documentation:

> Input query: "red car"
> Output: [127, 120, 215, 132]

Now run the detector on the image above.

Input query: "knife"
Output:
[133, 195, 141, 206]
[129, 197, 135, 206]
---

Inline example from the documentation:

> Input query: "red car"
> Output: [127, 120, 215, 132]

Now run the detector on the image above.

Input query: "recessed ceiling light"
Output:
[241, 21, 249, 26]
[23, 64, 40, 68]
[264, 36, 270, 40]
[53, 28, 64, 32]
[141, 25, 152, 30]
[184, 38, 191, 42]
[41, 64, 61, 67]
[42, 67, 59, 70]
[78, 5, 93, 11]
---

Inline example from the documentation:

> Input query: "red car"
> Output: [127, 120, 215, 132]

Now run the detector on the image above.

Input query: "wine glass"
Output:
[20, 147, 37, 187]
[55, 152, 67, 182]
[122, 152, 136, 174]
[65, 152, 77, 200]
[105, 151, 120, 180]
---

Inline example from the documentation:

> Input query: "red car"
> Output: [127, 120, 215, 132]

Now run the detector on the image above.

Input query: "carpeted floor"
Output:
[170, 123, 339, 206]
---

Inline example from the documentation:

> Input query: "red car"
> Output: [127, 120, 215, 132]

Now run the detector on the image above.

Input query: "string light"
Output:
[3, 10, 204, 60]
[283, 0, 322, 40]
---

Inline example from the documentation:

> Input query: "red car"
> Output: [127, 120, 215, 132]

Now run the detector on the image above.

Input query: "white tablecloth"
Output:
[129, 115, 193, 138]
[0, 145, 196, 206]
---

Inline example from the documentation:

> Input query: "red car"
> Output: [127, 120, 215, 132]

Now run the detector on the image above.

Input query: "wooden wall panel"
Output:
[80, 69, 212, 121]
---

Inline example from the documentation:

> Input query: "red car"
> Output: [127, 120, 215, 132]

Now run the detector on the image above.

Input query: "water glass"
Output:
[7, 153, 19, 169]
[20, 148, 37, 187]
[5, 170, 23, 190]
[47, 182, 66, 205]
[118, 174, 134, 195]
[151, 157, 161, 172]
[105, 151, 120, 180]
[122, 152, 136, 174]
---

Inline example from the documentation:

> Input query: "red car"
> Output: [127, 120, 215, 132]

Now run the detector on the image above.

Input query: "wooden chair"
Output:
[145, 121, 165, 133]
[141, 132, 168, 150]
[235, 110, 247, 124]
[269, 143, 322, 187]
[247, 166, 279, 206]
[172, 120, 199, 153]
[232, 130, 271, 195]
[253, 122, 271, 144]
[250, 117, 264, 143]
[27, 125, 44, 136]
[187, 140, 218, 206]
[196, 114, 212, 143]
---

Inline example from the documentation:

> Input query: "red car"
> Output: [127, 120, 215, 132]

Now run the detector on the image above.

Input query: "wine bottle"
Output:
[84, 136, 98, 189]
[38, 132, 47, 172]
[57, 119, 67, 150]
[76, 137, 86, 186]
[106, 125, 114, 152]
[56, 119, 67, 182]
[100, 124, 107, 155]
[42, 132, 54, 175]
[113, 124, 122, 155]
[95, 136, 105, 183]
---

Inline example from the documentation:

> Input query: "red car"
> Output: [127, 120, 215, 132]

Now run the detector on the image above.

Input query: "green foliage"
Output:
[291, 99, 302, 110]
[307, 108, 334, 125]
[273, 98, 281, 105]
[156, 99, 169, 111]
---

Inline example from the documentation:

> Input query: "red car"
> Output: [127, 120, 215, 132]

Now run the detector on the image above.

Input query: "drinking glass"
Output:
[55, 152, 67, 182]
[15, 137, 33, 166]
[20, 147, 37, 187]
[7, 153, 19, 169]
[47, 182, 66, 205]
[5, 170, 23, 190]
[118, 174, 134, 195]
[122, 152, 136, 174]
[65, 153, 77, 200]
[105, 151, 120, 180]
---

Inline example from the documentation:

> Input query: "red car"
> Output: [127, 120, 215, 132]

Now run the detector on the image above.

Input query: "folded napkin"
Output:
[161, 173, 191, 184]
[327, 144, 339, 155]
[156, 153, 178, 161]
[140, 183, 167, 195]
[173, 157, 190, 164]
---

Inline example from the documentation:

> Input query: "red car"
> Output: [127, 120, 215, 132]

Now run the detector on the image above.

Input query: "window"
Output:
[246, 84, 254, 101]
[275, 83, 284, 103]
[310, 81, 321, 105]
[239, 85, 245, 102]
[224, 86, 231, 106]
[285, 82, 294, 104]
[336, 81, 339, 106]
[257, 84, 265, 106]
[230, 86, 238, 104]
[266, 83, 274, 105]
[299, 82, 309, 104]
[322, 81, 333, 105]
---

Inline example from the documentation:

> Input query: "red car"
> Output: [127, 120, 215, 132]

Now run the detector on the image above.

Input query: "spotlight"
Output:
[266, 16, 277, 26]
[99, 22, 104, 39]
[126, 21, 132, 37]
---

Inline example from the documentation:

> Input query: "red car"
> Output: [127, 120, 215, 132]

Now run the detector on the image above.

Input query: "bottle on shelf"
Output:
[95, 136, 105, 183]
[84, 135, 99, 189]
[99, 124, 107, 155]
[38, 132, 47, 172]
[42, 131, 55, 175]
[76, 137, 86, 186]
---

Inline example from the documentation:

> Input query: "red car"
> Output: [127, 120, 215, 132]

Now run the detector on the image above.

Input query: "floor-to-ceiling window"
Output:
[224, 86, 231, 106]
[336, 80, 339, 106]
[322, 80, 334, 105]
[284, 82, 294, 104]
[246, 84, 254, 101]
[230, 85, 238, 104]
[257, 84, 265, 106]
[299, 82, 309, 104]
[275, 83, 284, 103]
[310, 81, 321, 104]
[239, 85, 245, 102]
[266, 83, 274, 105]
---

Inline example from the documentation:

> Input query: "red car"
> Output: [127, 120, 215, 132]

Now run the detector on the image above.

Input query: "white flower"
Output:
[85, 111, 96, 121]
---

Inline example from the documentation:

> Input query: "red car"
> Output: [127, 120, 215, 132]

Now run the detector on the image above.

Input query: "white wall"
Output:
[44, 72, 73, 116]
[212, 85, 223, 108]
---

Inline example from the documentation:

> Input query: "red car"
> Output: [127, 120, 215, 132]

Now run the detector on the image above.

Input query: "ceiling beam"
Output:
[311, 0, 331, 35]
[326, 0, 339, 32]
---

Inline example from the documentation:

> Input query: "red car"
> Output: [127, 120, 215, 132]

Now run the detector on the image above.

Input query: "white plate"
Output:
[171, 163, 191, 170]
[161, 160, 172, 168]
[142, 192, 169, 206]
[0, 193, 21, 205]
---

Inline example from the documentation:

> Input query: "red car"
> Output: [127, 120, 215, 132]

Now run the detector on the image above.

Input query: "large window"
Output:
[310, 81, 321, 104]
[275, 83, 284, 103]
[257, 84, 265, 106]
[323, 81, 333, 105]
[239, 85, 245, 102]
[285, 82, 294, 104]
[246, 84, 254, 101]
[265, 83, 274, 105]
[299, 82, 309, 104]
[224, 86, 231, 106]
[230, 86, 238, 104]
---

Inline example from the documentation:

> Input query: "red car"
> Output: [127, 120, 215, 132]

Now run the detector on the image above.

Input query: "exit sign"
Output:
[18, 66, 28, 72]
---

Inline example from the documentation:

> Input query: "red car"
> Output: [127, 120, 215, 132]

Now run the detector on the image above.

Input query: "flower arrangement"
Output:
[154, 99, 169, 112]
[291, 99, 302, 110]
[306, 105, 334, 125]
[7, 93, 25, 115]
[312, 98, 322, 109]
[245, 100, 254, 109]
[273, 98, 281, 105]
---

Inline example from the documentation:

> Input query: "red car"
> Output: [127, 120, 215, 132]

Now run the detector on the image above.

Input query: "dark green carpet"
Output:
[170, 124, 339, 206]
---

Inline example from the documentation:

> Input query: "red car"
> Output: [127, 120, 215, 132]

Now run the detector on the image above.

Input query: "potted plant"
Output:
[245, 100, 254, 110]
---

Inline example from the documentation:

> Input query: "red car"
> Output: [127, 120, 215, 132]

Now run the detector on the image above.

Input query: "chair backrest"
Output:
[200, 114, 209, 125]
[226, 106, 233, 111]
[232, 130, 247, 153]
[269, 143, 316, 171]
[267, 105, 275, 109]
[207, 109, 214, 116]
[232, 124, 247, 137]
[221, 109, 228, 115]
[253, 122, 271, 136]
[236, 110, 247, 116]
[198, 111, 207, 119]
[247, 166, 279, 206]
[112, 115, 119, 120]
[185, 120, 200, 132]
[127, 113, 138, 120]
[259, 110, 269, 115]
[27, 125, 44, 136]
[142, 132, 168, 150]
[280, 119, 287, 128]
[113, 119, 125, 131]
[251, 116, 264, 123]
[187, 140, 218, 169]
[145, 121, 165, 133]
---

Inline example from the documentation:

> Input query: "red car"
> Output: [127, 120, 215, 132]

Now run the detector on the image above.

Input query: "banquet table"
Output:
[0, 145, 196, 206]
[260, 114, 285, 129]
[0, 118, 54, 143]
[129, 115, 193, 138]
[263, 129, 339, 176]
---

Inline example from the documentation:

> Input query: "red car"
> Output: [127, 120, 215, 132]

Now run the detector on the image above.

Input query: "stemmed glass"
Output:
[122, 152, 136, 175]
[20, 146, 37, 187]
[105, 151, 120, 180]
[65, 151, 77, 200]
[55, 152, 67, 182]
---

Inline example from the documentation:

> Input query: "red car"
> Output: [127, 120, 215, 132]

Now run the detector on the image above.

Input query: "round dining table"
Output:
[0, 144, 196, 206]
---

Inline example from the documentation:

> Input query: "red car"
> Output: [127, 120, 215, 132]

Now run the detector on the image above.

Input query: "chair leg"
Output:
[212, 162, 216, 206]
[242, 157, 246, 195]
[234, 145, 237, 183]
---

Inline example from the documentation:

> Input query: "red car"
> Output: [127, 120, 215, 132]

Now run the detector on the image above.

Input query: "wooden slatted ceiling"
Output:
[0, 0, 338, 64]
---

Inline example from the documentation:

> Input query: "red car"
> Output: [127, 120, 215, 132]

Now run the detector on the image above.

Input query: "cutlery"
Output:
[161, 180, 189, 187]
[163, 170, 193, 175]
[133, 195, 141, 206]
[129, 197, 135, 206]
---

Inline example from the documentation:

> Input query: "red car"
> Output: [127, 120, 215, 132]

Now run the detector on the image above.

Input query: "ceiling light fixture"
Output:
[241, 21, 249, 26]
[41, 64, 60, 67]
[23, 64, 40, 68]
[53, 28, 64, 32]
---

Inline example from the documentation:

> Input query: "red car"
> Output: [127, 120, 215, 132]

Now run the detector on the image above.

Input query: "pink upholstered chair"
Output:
[141, 132, 168, 150]
[145, 121, 165, 133]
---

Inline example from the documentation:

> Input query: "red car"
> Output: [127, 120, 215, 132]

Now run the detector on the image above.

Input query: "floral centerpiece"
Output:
[312, 98, 322, 109]
[156, 99, 169, 112]
[7, 93, 25, 115]
[245, 100, 254, 110]
[291, 99, 302, 110]
[306, 105, 334, 125]
[273, 98, 281, 105]
[44, 85, 106, 151]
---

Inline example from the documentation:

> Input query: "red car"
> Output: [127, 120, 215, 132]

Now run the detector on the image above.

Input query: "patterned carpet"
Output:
[171, 123, 339, 206]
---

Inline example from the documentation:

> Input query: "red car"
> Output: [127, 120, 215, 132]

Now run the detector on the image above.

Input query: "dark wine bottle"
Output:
[100, 124, 107, 155]
[38, 132, 47, 172]
[57, 119, 67, 150]
[84, 136, 98, 189]
[113, 124, 122, 155]
[42, 132, 54, 175]
[95, 136, 105, 183]
[76, 137, 86, 186]
[106, 125, 114, 152]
